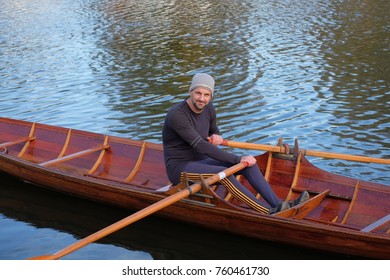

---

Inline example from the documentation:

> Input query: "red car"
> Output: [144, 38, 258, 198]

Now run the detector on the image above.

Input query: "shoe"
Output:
[289, 191, 309, 207]
[269, 201, 290, 214]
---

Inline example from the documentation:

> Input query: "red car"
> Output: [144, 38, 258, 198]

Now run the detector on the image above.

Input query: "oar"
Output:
[29, 162, 248, 260]
[221, 140, 390, 164]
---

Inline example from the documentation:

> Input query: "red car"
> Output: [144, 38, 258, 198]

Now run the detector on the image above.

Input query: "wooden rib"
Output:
[57, 129, 72, 158]
[341, 180, 360, 224]
[0, 136, 36, 148]
[285, 151, 302, 201]
[224, 192, 232, 201]
[124, 142, 146, 182]
[88, 136, 109, 175]
[360, 214, 390, 233]
[39, 144, 110, 167]
[264, 152, 272, 181]
[256, 152, 273, 199]
[18, 122, 36, 158]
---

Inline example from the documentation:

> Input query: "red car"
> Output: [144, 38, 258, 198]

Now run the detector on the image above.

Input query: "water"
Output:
[0, 0, 389, 259]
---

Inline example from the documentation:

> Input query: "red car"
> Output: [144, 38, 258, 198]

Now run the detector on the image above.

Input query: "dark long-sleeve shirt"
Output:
[162, 100, 241, 184]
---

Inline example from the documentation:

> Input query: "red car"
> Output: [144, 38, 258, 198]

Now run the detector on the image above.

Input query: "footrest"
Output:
[274, 190, 330, 219]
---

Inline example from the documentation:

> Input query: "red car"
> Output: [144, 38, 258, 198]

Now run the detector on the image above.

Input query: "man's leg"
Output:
[182, 159, 271, 214]
[189, 158, 283, 208]
[241, 165, 282, 208]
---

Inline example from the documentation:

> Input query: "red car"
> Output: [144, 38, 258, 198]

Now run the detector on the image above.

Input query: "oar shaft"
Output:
[302, 149, 390, 164]
[222, 140, 390, 164]
[48, 186, 197, 260]
[30, 162, 248, 260]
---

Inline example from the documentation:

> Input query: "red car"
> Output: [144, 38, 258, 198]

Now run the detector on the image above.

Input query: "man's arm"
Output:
[168, 110, 240, 164]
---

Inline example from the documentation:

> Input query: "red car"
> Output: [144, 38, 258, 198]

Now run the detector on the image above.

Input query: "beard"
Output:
[193, 100, 206, 111]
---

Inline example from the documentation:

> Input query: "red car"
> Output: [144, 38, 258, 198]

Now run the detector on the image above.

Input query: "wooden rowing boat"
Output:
[0, 117, 389, 259]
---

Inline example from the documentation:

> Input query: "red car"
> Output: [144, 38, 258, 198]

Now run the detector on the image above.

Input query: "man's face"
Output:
[189, 87, 212, 112]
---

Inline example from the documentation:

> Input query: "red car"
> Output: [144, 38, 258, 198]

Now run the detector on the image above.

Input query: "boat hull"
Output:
[0, 153, 389, 259]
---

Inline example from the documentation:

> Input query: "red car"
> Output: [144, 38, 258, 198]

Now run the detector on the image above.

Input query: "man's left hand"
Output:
[241, 155, 257, 167]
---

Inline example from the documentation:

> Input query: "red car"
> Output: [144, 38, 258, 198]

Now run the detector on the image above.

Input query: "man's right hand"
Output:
[207, 134, 223, 146]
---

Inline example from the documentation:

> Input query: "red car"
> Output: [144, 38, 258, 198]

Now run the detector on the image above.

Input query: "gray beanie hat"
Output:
[189, 73, 215, 96]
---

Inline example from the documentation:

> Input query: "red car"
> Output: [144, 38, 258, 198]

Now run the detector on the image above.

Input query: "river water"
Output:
[0, 0, 389, 260]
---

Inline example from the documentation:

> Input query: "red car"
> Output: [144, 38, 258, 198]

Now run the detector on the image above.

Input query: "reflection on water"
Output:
[0, 0, 389, 259]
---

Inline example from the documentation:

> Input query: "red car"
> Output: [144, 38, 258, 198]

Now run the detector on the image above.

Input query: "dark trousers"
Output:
[182, 158, 282, 213]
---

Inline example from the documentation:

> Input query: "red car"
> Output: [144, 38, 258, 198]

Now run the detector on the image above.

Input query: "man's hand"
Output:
[207, 134, 223, 145]
[240, 155, 257, 167]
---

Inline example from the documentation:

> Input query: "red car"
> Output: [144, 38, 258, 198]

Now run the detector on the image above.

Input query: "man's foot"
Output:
[269, 201, 290, 214]
[289, 191, 309, 207]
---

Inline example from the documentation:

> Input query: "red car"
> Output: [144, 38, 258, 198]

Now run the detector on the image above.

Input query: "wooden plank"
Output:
[39, 144, 110, 167]
[361, 214, 390, 233]
[275, 190, 330, 219]
[0, 136, 36, 148]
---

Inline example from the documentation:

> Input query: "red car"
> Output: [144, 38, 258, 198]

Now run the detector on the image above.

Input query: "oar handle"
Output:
[221, 140, 390, 164]
[221, 140, 284, 153]
[29, 162, 248, 260]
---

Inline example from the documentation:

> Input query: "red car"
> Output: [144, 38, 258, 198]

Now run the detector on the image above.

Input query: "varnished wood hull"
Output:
[0, 117, 389, 259]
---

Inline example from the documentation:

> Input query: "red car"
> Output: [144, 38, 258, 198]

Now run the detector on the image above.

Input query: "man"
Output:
[162, 73, 308, 214]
